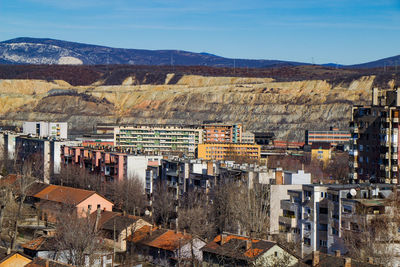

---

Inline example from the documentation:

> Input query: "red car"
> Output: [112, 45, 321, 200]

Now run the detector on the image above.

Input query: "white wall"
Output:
[127, 155, 162, 188]
[270, 184, 303, 234]
[284, 170, 311, 185]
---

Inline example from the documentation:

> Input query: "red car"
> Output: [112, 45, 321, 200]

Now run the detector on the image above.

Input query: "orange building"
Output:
[197, 143, 260, 161]
[203, 123, 242, 143]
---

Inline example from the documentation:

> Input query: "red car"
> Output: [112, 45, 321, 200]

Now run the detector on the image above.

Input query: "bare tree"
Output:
[152, 180, 176, 227]
[10, 156, 40, 250]
[178, 190, 216, 240]
[325, 152, 349, 183]
[212, 180, 270, 239]
[343, 192, 400, 266]
[54, 206, 104, 267]
[107, 177, 147, 216]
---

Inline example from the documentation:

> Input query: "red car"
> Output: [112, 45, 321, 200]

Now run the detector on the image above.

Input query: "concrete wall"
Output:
[270, 184, 303, 234]
[284, 170, 311, 185]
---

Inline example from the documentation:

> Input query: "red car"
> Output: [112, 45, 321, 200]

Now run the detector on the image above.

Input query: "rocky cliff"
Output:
[0, 73, 382, 140]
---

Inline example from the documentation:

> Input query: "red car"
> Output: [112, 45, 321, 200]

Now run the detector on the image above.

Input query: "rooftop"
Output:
[202, 234, 283, 261]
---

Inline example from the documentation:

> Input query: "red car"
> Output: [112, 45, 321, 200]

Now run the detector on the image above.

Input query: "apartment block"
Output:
[114, 124, 203, 157]
[197, 143, 261, 161]
[15, 136, 80, 183]
[61, 145, 162, 184]
[202, 123, 242, 143]
[241, 131, 255, 144]
[23, 121, 68, 139]
[305, 128, 351, 146]
[349, 88, 400, 184]
[280, 183, 399, 259]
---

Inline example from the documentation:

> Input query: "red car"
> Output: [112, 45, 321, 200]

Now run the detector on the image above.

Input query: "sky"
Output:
[0, 0, 399, 65]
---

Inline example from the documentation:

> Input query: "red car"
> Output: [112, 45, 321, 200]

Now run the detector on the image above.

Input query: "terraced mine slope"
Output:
[0, 72, 380, 140]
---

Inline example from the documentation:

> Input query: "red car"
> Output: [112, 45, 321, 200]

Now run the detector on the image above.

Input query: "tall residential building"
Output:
[114, 124, 203, 157]
[202, 123, 242, 143]
[349, 88, 400, 184]
[23, 121, 68, 139]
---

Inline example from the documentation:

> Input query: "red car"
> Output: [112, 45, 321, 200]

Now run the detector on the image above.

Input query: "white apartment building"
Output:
[23, 121, 68, 139]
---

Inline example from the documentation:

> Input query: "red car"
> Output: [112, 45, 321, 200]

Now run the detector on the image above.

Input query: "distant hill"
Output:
[348, 55, 400, 69]
[0, 37, 307, 67]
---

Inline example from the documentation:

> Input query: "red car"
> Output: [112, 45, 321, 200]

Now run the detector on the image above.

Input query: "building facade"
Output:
[349, 88, 400, 184]
[305, 128, 351, 146]
[114, 125, 203, 157]
[197, 143, 261, 161]
[23, 121, 68, 139]
[202, 123, 242, 143]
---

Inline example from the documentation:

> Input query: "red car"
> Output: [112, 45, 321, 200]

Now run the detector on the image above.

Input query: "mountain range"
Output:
[0, 37, 399, 68]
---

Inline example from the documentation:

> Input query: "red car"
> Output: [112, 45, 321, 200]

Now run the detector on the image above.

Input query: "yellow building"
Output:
[197, 143, 261, 161]
[311, 142, 332, 164]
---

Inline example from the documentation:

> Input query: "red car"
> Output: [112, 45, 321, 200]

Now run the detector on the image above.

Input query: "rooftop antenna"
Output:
[233, 59, 236, 74]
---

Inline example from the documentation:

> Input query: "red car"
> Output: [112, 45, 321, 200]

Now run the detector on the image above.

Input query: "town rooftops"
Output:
[303, 252, 378, 267]
[201, 234, 286, 261]
[21, 237, 57, 251]
[25, 257, 73, 267]
[311, 142, 331, 150]
[90, 210, 144, 232]
[33, 184, 112, 206]
[126, 226, 193, 251]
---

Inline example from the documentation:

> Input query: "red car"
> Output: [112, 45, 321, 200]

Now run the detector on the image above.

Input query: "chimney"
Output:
[246, 239, 252, 250]
[312, 251, 320, 267]
[344, 257, 351, 267]
[6, 248, 10, 255]
[335, 250, 341, 257]
[221, 234, 227, 245]
[372, 87, 379, 106]
[94, 207, 101, 231]
[367, 257, 374, 264]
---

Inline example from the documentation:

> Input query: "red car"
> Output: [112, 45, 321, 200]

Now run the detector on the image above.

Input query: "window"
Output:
[319, 207, 328, 214]
[274, 252, 278, 257]
[319, 240, 327, 247]
[304, 238, 311, 246]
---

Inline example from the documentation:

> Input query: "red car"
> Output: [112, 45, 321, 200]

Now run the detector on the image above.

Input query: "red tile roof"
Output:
[202, 234, 277, 261]
[126, 226, 193, 251]
[33, 185, 112, 206]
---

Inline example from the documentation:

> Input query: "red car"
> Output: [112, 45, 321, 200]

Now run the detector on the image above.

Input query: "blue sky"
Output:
[1, 0, 399, 65]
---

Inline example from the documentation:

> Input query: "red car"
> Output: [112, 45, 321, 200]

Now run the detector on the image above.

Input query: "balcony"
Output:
[281, 200, 298, 212]
[279, 216, 297, 227]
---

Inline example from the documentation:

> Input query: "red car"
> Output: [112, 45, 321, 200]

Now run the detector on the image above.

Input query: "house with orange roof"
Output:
[89, 210, 151, 251]
[201, 233, 299, 266]
[33, 185, 113, 221]
[126, 226, 206, 266]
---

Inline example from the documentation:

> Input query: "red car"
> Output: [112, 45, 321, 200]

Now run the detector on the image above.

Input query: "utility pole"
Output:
[113, 217, 116, 267]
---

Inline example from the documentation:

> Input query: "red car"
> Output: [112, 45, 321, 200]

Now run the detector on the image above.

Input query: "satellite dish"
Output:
[350, 189, 357, 197]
